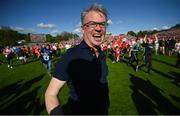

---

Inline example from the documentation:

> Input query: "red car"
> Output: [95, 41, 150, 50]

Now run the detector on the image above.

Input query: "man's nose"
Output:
[94, 24, 102, 31]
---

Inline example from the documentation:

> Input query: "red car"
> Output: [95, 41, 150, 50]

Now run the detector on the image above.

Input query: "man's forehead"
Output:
[84, 11, 106, 21]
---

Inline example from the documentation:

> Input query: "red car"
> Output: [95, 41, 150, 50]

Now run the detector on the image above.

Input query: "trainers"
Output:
[8, 65, 10, 68]
[136, 66, 139, 72]
[10, 66, 13, 69]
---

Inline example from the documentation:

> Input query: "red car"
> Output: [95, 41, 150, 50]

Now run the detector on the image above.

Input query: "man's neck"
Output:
[84, 39, 100, 58]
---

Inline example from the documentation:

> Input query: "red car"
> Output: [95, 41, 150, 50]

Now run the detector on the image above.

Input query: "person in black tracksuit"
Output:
[141, 34, 154, 73]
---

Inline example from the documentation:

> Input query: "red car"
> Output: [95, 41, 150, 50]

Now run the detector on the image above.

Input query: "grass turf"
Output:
[0, 54, 179, 115]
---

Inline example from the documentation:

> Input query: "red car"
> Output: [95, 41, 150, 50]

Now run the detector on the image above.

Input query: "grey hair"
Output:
[81, 3, 108, 25]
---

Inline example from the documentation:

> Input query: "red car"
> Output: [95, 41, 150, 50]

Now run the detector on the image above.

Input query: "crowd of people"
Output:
[0, 38, 82, 72]
[101, 33, 180, 72]
[1, 32, 180, 73]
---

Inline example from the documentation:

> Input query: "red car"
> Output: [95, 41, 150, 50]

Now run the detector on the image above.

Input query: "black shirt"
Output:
[142, 43, 153, 56]
[53, 40, 109, 114]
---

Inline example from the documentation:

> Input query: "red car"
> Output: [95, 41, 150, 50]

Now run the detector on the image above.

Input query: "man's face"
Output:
[82, 11, 107, 48]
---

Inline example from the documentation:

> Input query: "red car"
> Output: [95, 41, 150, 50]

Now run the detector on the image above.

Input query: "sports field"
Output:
[0, 54, 180, 115]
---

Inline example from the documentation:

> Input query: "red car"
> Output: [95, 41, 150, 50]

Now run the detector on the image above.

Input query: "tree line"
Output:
[0, 28, 79, 46]
[0, 23, 179, 46]
[127, 23, 180, 37]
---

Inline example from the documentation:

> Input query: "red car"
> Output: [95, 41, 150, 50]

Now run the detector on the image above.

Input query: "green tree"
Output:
[137, 31, 145, 37]
[24, 33, 31, 43]
[54, 32, 79, 42]
[46, 34, 55, 43]
[127, 31, 136, 37]
[0, 29, 22, 46]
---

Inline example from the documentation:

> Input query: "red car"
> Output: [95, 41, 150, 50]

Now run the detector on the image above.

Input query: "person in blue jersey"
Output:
[128, 39, 140, 72]
[45, 3, 109, 115]
[42, 44, 52, 75]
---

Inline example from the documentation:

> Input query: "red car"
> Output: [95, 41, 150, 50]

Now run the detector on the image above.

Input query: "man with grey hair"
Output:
[45, 3, 109, 115]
